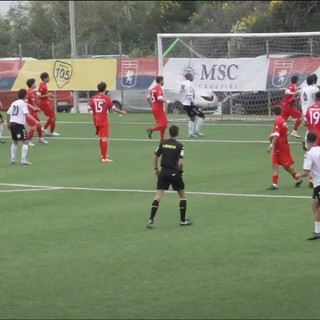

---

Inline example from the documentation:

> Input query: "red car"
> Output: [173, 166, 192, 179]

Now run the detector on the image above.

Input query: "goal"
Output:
[157, 32, 320, 121]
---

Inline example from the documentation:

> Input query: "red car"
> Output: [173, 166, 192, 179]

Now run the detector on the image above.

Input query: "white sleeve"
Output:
[7, 106, 12, 115]
[23, 104, 29, 114]
[303, 152, 312, 171]
[313, 87, 320, 94]
[186, 83, 195, 103]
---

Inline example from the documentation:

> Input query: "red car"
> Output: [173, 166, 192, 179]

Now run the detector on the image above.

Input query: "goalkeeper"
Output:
[179, 72, 205, 138]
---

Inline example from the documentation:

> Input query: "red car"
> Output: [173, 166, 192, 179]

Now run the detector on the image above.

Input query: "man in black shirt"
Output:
[146, 125, 192, 229]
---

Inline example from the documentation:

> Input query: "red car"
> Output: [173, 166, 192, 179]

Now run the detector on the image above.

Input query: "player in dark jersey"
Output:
[146, 125, 192, 229]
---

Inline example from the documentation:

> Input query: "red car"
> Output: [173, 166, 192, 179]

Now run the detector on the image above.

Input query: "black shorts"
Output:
[183, 105, 205, 120]
[9, 123, 28, 141]
[157, 169, 185, 191]
[0, 113, 3, 122]
[313, 186, 320, 203]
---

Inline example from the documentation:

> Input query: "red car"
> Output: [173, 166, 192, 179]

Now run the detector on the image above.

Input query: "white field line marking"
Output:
[1, 135, 302, 144]
[0, 187, 61, 193]
[0, 183, 310, 200]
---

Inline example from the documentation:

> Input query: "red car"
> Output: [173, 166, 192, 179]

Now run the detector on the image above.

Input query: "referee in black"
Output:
[146, 125, 192, 229]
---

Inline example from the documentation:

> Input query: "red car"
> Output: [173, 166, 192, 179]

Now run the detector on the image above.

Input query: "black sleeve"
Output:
[154, 143, 163, 157]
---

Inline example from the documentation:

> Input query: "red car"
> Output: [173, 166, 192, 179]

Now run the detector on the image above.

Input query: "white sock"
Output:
[0, 123, 3, 138]
[195, 117, 204, 133]
[315, 221, 320, 234]
[188, 121, 195, 135]
[305, 130, 308, 141]
[11, 143, 17, 160]
[21, 144, 29, 161]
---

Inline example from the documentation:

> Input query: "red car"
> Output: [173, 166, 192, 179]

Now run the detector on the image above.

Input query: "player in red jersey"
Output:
[89, 81, 127, 163]
[267, 106, 303, 190]
[280, 75, 302, 138]
[146, 76, 169, 140]
[38, 72, 59, 136]
[26, 78, 48, 146]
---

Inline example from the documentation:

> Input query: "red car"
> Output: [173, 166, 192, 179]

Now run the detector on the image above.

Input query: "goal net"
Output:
[157, 32, 320, 122]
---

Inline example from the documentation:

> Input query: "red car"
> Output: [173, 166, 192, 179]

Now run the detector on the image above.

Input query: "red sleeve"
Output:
[273, 118, 282, 136]
[38, 83, 47, 95]
[156, 86, 163, 98]
[105, 96, 114, 110]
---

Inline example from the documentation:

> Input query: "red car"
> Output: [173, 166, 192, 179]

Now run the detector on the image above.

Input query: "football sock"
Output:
[50, 119, 56, 133]
[272, 175, 278, 185]
[21, 144, 29, 161]
[44, 118, 51, 130]
[291, 171, 298, 180]
[28, 129, 35, 141]
[188, 121, 195, 135]
[195, 117, 204, 133]
[37, 126, 43, 138]
[11, 143, 17, 160]
[305, 130, 309, 141]
[160, 128, 166, 140]
[0, 123, 3, 138]
[179, 199, 187, 222]
[294, 118, 302, 131]
[100, 141, 108, 159]
[150, 199, 159, 220]
[151, 124, 163, 132]
[315, 221, 320, 234]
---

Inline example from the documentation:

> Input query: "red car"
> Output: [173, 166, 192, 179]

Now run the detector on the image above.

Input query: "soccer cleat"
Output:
[194, 132, 204, 137]
[267, 184, 278, 190]
[10, 159, 16, 165]
[146, 219, 154, 229]
[101, 158, 113, 163]
[51, 132, 60, 136]
[188, 134, 197, 138]
[21, 160, 32, 165]
[295, 179, 303, 188]
[180, 219, 193, 226]
[28, 141, 35, 147]
[146, 128, 152, 139]
[0, 139, 5, 144]
[290, 130, 301, 139]
[307, 232, 320, 240]
[42, 128, 51, 136]
[302, 141, 307, 151]
[39, 138, 48, 145]
[309, 181, 314, 188]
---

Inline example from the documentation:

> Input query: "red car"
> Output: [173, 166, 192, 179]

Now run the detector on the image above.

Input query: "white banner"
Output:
[163, 58, 270, 92]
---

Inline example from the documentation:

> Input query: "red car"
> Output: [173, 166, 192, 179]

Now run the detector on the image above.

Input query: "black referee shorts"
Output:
[313, 185, 320, 203]
[183, 105, 205, 120]
[9, 123, 28, 141]
[157, 169, 185, 191]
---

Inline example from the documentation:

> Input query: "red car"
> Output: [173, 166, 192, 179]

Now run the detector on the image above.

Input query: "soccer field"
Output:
[0, 113, 319, 319]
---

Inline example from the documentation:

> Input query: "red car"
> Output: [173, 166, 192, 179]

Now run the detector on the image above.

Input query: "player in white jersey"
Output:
[6, 89, 40, 165]
[296, 132, 320, 240]
[300, 75, 320, 150]
[179, 72, 205, 138]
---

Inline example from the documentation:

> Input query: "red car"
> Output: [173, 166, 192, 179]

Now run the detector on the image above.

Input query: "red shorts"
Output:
[26, 112, 40, 127]
[96, 124, 109, 138]
[39, 101, 55, 117]
[272, 150, 294, 167]
[281, 103, 301, 121]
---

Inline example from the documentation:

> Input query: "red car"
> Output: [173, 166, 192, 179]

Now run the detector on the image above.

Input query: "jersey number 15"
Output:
[94, 101, 104, 113]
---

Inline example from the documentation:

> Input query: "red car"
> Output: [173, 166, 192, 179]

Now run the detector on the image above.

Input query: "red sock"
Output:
[291, 171, 298, 180]
[100, 141, 108, 159]
[28, 129, 35, 141]
[294, 118, 302, 131]
[272, 175, 278, 185]
[160, 128, 166, 140]
[50, 119, 56, 133]
[37, 126, 43, 138]
[44, 118, 51, 130]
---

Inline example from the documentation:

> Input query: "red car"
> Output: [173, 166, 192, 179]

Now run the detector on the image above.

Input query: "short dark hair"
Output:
[307, 75, 314, 86]
[156, 76, 163, 84]
[185, 73, 193, 81]
[18, 89, 27, 99]
[40, 72, 49, 81]
[311, 73, 318, 84]
[272, 106, 281, 116]
[169, 125, 179, 138]
[316, 91, 320, 101]
[26, 78, 36, 88]
[97, 81, 107, 92]
[291, 75, 299, 84]
[307, 132, 317, 143]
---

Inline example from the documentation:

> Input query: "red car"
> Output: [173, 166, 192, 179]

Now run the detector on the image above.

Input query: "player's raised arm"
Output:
[112, 104, 127, 116]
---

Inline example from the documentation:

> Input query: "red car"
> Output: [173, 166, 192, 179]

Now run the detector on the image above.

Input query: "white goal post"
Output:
[157, 32, 320, 118]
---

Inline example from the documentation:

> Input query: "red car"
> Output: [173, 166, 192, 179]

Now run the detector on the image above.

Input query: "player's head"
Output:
[156, 75, 164, 86]
[307, 75, 314, 86]
[97, 81, 107, 93]
[40, 72, 50, 82]
[311, 73, 318, 85]
[26, 78, 36, 89]
[291, 75, 299, 84]
[185, 72, 193, 81]
[18, 89, 27, 100]
[169, 125, 179, 138]
[272, 106, 282, 116]
[306, 132, 317, 145]
[315, 91, 320, 102]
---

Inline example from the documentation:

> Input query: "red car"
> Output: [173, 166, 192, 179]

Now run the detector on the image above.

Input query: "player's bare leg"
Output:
[177, 189, 192, 226]
[268, 165, 279, 190]
[283, 165, 303, 187]
[308, 199, 320, 240]
[100, 137, 112, 163]
[147, 190, 164, 229]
